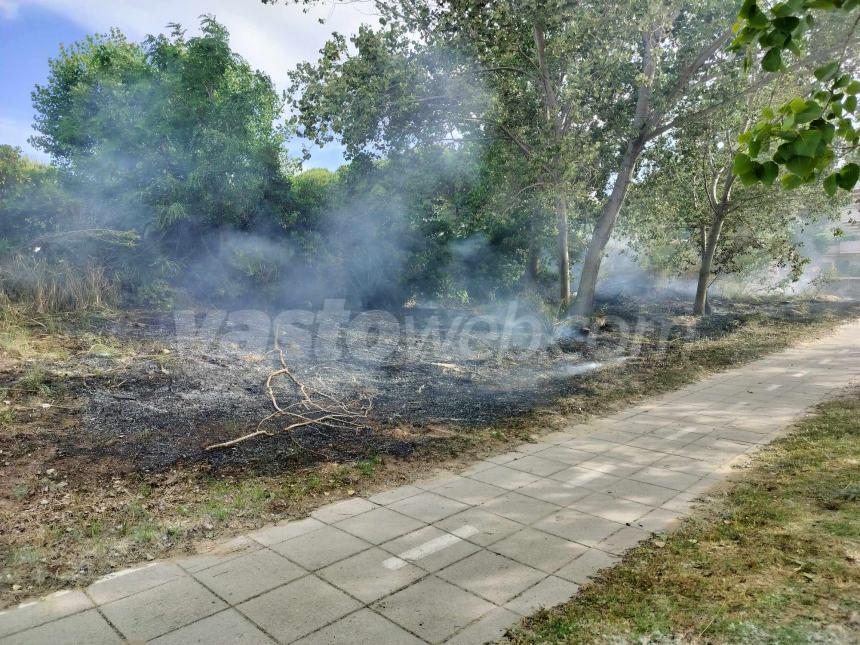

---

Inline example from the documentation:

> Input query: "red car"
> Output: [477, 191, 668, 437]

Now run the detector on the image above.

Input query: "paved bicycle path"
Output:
[3, 319, 859, 644]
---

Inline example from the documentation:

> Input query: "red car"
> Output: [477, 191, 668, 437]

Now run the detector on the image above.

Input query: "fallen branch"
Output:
[205, 335, 373, 451]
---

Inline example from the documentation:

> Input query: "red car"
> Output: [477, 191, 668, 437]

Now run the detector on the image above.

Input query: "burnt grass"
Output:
[40, 296, 860, 476]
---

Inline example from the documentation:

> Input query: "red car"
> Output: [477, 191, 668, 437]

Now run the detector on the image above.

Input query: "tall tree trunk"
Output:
[693, 213, 725, 316]
[533, 22, 570, 309]
[526, 247, 540, 285]
[570, 28, 657, 318]
[569, 137, 643, 317]
[555, 194, 571, 308]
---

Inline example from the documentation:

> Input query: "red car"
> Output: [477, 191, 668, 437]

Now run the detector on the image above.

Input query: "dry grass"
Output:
[0, 255, 117, 314]
[507, 391, 860, 644]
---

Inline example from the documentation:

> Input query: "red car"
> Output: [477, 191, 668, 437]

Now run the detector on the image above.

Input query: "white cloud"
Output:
[5, 1, 377, 168]
[21, 0, 377, 88]
[0, 0, 19, 19]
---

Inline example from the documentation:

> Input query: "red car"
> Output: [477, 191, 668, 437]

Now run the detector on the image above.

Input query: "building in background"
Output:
[819, 192, 860, 297]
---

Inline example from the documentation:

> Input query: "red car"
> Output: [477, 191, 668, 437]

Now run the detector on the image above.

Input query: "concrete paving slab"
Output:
[435, 508, 523, 547]
[458, 460, 498, 477]
[373, 576, 495, 643]
[602, 445, 664, 465]
[533, 509, 624, 547]
[389, 491, 470, 523]
[237, 575, 361, 643]
[270, 525, 371, 571]
[505, 454, 570, 477]
[0, 590, 92, 639]
[368, 484, 423, 506]
[606, 479, 678, 506]
[246, 517, 325, 547]
[485, 451, 522, 464]
[149, 609, 276, 644]
[430, 477, 508, 505]
[648, 453, 718, 476]
[192, 547, 306, 604]
[442, 606, 520, 645]
[636, 507, 683, 533]
[334, 507, 426, 545]
[489, 527, 588, 574]
[437, 551, 546, 604]
[573, 457, 642, 478]
[554, 548, 622, 585]
[548, 465, 623, 491]
[293, 608, 425, 645]
[516, 478, 592, 506]
[318, 547, 425, 603]
[532, 445, 595, 465]
[479, 491, 561, 525]
[311, 498, 377, 524]
[0, 609, 121, 645]
[513, 441, 557, 454]
[467, 465, 542, 490]
[560, 438, 622, 453]
[598, 525, 652, 555]
[381, 526, 481, 572]
[568, 492, 653, 524]
[87, 562, 185, 605]
[661, 491, 698, 513]
[414, 471, 464, 490]
[100, 575, 226, 642]
[628, 465, 702, 491]
[177, 535, 264, 573]
[504, 576, 580, 616]
[626, 435, 695, 453]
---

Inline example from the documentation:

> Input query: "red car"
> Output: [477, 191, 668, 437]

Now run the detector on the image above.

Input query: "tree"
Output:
[283, 1, 770, 317]
[566, 1, 754, 317]
[287, 1, 621, 308]
[30, 17, 289, 258]
[624, 100, 841, 314]
[0, 145, 70, 248]
[730, 0, 860, 193]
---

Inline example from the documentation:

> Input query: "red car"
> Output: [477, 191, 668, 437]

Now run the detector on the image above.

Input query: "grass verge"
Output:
[507, 390, 860, 644]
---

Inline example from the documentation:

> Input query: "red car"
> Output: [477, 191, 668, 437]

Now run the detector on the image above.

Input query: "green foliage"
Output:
[28, 17, 291, 300]
[625, 94, 842, 290]
[731, 1, 860, 192]
[0, 145, 71, 246]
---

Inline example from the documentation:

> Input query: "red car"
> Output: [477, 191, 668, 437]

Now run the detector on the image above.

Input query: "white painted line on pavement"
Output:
[91, 562, 157, 584]
[382, 525, 479, 570]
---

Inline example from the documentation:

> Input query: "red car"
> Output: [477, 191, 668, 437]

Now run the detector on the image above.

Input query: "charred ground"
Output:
[5, 296, 856, 479]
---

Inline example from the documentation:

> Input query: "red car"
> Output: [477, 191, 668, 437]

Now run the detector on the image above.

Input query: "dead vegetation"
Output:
[205, 345, 374, 451]
[0, 255, 118, 315]
[1, 296, 859, 606]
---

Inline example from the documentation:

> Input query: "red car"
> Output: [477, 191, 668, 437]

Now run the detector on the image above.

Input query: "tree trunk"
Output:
[526, 244, 540, 285]
[570, 137, 643, 317]
[555, 194, 571, 309]
[570, 27, 657, 318]
[693, 213, 725, 316]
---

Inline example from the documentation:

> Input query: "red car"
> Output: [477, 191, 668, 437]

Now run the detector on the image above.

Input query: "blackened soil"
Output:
[44, 297, 857, 476]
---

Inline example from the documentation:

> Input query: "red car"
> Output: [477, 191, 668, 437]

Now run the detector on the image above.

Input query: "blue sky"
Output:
[0, 0, 373, 169]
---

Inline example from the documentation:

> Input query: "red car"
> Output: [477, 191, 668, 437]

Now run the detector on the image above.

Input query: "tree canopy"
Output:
[730, 0, 859, 193]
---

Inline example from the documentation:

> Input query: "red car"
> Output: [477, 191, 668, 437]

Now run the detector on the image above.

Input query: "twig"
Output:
[204, 328, 374, 451]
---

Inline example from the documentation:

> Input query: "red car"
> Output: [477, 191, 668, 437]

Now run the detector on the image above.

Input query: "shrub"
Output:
[0, 254, 118, 314]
